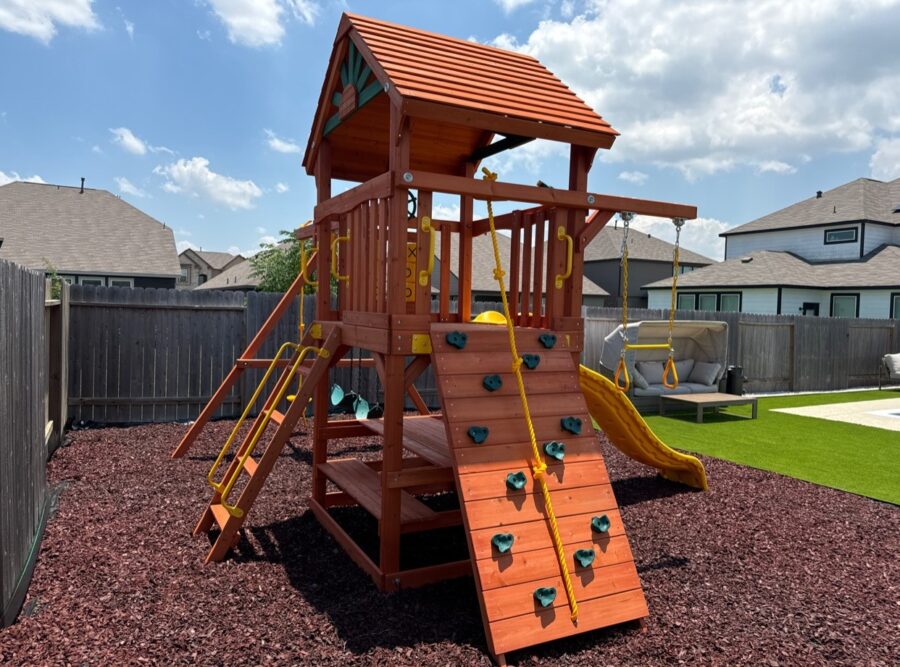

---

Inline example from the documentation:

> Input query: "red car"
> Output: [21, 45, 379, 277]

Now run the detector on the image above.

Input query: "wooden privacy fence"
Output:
[67, 288, 900, 424]
[0, 260, 67, 626]
[581, 307, 900, 394]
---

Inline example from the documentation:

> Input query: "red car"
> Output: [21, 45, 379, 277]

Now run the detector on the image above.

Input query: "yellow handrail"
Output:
[301, 243, 318, 288]
[218, 344, 326, 517]
[554, 225, 573, 289]
[418, 215, 435, 287]
[207, 340, 299, 491]
[481, 166, 579, 623]
[330, 232, 350, 283]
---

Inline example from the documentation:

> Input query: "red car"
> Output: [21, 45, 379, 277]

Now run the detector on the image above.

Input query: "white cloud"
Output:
[560, 0, 575, 18]
[0, 0, 99, 43]
[124, 19, 133, 39]
[91, 144, 102, 154]
[264, 129, 302, 154]
[492, 0, 900, 180]
[274, 182, 289, 193]
[869, 136, 900, 180]
[255, 226, 267, 234]
[0, 170, 46, 186]
[629, 214, 730, 261]
[618, 170, 648, 185]
[494, 0, 536, 12]
[114, 176, 147, 198]
[109, 127, 146, 155]
[109, 127, 173, 156]
[755, 160, 797, 175]
[154, 156, 263, 210]
[197, 28, 211, 41]
[176, 240, 198, 253]
[206, 0, 319, 47]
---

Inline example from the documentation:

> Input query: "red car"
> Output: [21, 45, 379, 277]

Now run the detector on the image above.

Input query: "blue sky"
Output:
[2, 0, 899, 260]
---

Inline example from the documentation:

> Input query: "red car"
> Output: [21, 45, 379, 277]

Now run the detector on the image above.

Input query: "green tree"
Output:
[248, 229, 318, 293]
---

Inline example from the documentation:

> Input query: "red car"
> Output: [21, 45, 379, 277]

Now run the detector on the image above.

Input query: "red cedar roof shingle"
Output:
[345, 13, 617, 137]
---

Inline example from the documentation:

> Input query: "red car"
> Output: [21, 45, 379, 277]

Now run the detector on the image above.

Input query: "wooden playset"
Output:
[173, 13, 705, 662]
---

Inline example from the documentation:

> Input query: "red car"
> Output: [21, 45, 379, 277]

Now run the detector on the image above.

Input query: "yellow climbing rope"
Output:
[480, 167, 579, 623]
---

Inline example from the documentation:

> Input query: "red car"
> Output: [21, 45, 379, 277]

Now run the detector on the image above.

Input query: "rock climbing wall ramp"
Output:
[430, 323, 648, 659]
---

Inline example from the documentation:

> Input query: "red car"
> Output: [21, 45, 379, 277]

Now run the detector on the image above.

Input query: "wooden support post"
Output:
[459, 163, 475, 322]
[312, 139, 333, 502]
[565, 145, 596, 320]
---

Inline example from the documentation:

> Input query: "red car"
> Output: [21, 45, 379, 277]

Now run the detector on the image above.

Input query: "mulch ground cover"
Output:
[0, 419, 897, 666]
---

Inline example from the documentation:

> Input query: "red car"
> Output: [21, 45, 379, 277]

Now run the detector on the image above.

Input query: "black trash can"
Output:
[726, 366, 746, 395]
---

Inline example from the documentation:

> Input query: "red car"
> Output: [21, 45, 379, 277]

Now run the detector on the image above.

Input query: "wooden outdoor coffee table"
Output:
[659, 392, 758, 423]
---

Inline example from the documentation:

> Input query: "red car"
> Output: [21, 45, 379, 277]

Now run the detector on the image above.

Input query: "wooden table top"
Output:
[659, 392, 756, 405]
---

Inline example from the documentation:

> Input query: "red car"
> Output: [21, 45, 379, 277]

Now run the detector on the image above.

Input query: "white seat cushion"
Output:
[885, 353, 900, 378]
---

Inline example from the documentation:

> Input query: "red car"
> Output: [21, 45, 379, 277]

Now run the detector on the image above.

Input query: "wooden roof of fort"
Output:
[303, 13, 619, 182]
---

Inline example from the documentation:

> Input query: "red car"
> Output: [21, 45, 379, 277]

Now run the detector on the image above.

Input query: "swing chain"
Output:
[667, 217, 685, 350]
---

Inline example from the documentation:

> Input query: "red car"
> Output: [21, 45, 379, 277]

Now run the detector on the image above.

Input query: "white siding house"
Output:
[645, 177, 900, 319]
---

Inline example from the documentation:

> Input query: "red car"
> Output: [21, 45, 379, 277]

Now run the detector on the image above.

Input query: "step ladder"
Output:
[193, 322, 341, 563]
[430, 323, 648, 660]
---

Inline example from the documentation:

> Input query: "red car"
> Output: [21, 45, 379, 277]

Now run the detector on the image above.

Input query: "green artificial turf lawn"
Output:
[641, 389, 900, 505]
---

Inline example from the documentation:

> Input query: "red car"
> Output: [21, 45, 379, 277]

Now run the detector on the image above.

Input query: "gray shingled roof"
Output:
[583, 223, 714, 265]
[0, 181, 179, 277]
[722, 177, 900, 236]
[195, 257, 258, 290]
[439, 232, 608, 296]
[644, 245, 900, 289]
[191, 250, 240, 270]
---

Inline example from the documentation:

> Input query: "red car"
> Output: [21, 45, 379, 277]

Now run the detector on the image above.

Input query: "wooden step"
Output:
[210, 503, 231, 530]
[268, 409, 285, 425]
[319, 458, 437, 524]
[242, 457, 258, 477]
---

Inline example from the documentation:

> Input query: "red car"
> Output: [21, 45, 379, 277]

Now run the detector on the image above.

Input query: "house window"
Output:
[58, 275, 75, 285]
[676, 293, 696, 310]
[78, 276, 105, 286]
[823, 227, 858, 245]
[830, 293, 859, 318]
[198, 273, 208, 285]
[891, 293, 900, 319]
[109, 278, 134, 288]
[719, 293, 741, 312]
[180, 265, 191, 283]
[697, 293, 718, 311]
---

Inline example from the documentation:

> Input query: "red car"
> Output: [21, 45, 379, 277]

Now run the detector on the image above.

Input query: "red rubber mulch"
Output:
[0, 420, 897, 666]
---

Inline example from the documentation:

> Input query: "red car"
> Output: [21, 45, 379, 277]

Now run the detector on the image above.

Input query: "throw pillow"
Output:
[630, 366, 649, 390]
[674, 359, 695, 383]
[689, 361, 722, 386]
[636, 360, 665, 385]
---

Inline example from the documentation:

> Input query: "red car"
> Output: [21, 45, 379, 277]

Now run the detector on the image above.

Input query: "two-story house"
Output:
[0, 180, 180, 287]
[582, 215, 715, 307]
[644, 177, 900, 318]
[177, 249, 244, 289]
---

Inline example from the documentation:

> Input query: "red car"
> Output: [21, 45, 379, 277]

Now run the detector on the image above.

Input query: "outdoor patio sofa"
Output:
[598, 320, 729, 412]
[879, 353, 900, 389]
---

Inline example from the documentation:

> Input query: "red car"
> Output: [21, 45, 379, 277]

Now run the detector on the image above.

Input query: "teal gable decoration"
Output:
[324, 41, 384, 136]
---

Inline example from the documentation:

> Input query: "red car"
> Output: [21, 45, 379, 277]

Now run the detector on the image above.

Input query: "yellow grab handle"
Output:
[418, 216, 435, 287]
[330, 232, 350, 283]
[623, 342, 672, 351]
[614, 357, 630, 392]
[662, 357, 679, 389]
[554, 225, 574, 289]
[301, 243, 318, 287]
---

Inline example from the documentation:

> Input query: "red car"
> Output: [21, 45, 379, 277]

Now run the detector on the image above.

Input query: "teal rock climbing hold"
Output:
[491, 533, 514, 554]
[538, 333, 557, 349]
[467, 425, 489, 444]
[543, 441, 566, 461]
[591, 514, 611, 534]
[446, 331, 468, 349]
[533, 586, 557, 608]
[330, 383, 345, 406]
[482, 374, 503, 392]
[574, 548, 595, 568]
[521, 353, 540, 369]
[561, 416, 582, 435]
[506, 471, 527, 490]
